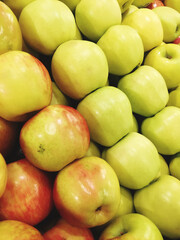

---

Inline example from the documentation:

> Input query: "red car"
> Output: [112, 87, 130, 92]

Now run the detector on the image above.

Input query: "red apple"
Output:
[43, 218, 94, 240]
[0, 158, 53, 226]
[147, 0, 164, 9]
[173, 36, 180, 45]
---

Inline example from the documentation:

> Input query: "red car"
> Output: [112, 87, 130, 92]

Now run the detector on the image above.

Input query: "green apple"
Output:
[130, 114, 139, 132]
[51, 40, 108, 100]
[53, 156, 121, 228]
[122, 8, 163, 52]
[141, 106, 180, 155]
[75, 0, 122, 42]
[77, 86, 133, 147]
[0, 1, 22, 55]
[117, 0, 134, 13]
[134, 175, 180, 239]
[103, 132, 160, 189]
[99, 213, 164, 240]
[59, 0, 81, 12]
[144, 43, 180, 89]
[158, 154, 170, 176]
[117, 65, 169, 117]
[0, 154, 7, 198]
[169, 153, 180, 180]
[50, 82, 69, 106]
[133, 0, 153, 7]
[20, 105, 90, 172]
[164, 0, 180, 13]
[19, 0, 77, 55]
[84, 141, 101, 158]
[122, 4, 138, 21]
[97, 25, 144, 76]
[167, 86, 180, 107]
[152, 6, 180, 43]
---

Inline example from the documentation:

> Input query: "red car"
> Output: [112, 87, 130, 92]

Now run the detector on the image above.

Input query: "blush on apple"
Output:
[147, 0, 164, 9]
[173, 35, 180, 44]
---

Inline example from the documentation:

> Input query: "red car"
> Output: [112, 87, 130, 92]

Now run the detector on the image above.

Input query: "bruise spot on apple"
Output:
[37, 144, 45, 153]
[95, 206, 102, 212]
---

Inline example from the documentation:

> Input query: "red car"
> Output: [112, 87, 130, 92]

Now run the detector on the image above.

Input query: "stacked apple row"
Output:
[0, 0, 180, 240]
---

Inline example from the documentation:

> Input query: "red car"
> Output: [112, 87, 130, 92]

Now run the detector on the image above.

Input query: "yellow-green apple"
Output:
[167, 86, 180, 107]
[75, 0, 122, 42]
[59, 0, 81, 12]
[20, 104, 90, 172]
[122, 8, 163, 52]
[0, 154, 7, 198]
[130, 114, 139, 132]
[117, 0, 134, 13]
[144, 43, 180, 89]
[164, 0, 180, 13]
[0, 50, 52, 122]
[152, 6, 180, 43]
[117, 65, 169, 117]
[141, 106, 180, 155]
[103, 132, 160, 189]
[99, 213, 164, 240]
[19, 0, 77, 55]
[84, 141, 101, 158]
[173, 35, 180, 44]
[169, 153, 180, 180]
[53, 156, 121, 228]
[134, 175, 180, 239]
[0, 1, 22, 55]
[50, 82, 69, 106]
[77, 86, 133, 147]
[122, 4, 138, 21]
[0, 158, 53, 225]
[51, 40, 108, 100]
[133, 0, 153, 7]
[158, 154, 170, 176]
[0, 219, 44, 240]
[147, 0, 164, 9]
[97, 25, 144, 76]
[43, 218, 94, 240]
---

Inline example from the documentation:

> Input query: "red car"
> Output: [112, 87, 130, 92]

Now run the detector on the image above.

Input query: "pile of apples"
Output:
[0, 0, 180, 239]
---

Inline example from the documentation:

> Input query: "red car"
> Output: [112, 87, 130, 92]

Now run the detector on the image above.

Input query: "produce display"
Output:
[0, 0, 180, 239]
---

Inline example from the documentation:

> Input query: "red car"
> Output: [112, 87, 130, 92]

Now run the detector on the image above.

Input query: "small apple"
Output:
[97, 25, 144, 76]
[0, 1, 22, 55]
[147, 0, 164, 9]
[0, 154, 7, 198]
[20, 104, 90, 172]
[167, 86, 180, 107]
[164, 0, 180, 13]
[99, 213, 164, 240]
[0, 158, 53, 225]
[158, 154, 170, 176]
[50, 82, 69, 106]
[51, 40, 108, 100]
[173, 35, 180, 44]
[134, 175, 180, 239]
[0, 220, 44, 240]
[122, 8, 163, 52]
[19, 0, 77, 55]
[77, 86, 133, 147]
[43, 218, 94, 240]
[117, 0, 134, 13]
[169, 153, 180, 180]
[53, 156, 121, 228]
[122, 4, 138, 21]
[130, 114, 139, 132]
[84, 141, 101, 158]
[141, 106, 180, 155]
[133, 0, 153, 7]
[144, 43, 180, 89]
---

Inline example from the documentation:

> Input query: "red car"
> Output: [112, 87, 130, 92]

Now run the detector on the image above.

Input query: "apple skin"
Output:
[97, 25, 144, 76]
[99, 213, 164, 240]
[164, 0, 180, 13]
[0, 1, 22, 55]
[144, 43, 180, 89]
[141, 106, 180, 155]
[84, 140, 101, 158]
[50, 82, 69, 106]
[117, 0, 134, 13]
[58, 0, 81, 12]
[0, 154, 7, 198]
[167, 86, 180, 107]
[77, 86, 133, 147]
[0, 50, 52, 122]
[158, 154, 170, 176]
[117, 65, 169, 117]
[133, 0, 153, 7]
[122, 8, 163, 52]
[103, 132, 160, 190]
[19, 0, 77, 55]
[147, 0, 164, 9]
[169, 152, 180, 180]
[53, 156, 121, 228]
[134, 175, 180, 239]
[43, 218, 94, 240]
[51, 40, 108, 100]
[0, 220, 44, 240]
[20, 104, 90, 172]
[0, 158, 53, 226]
[173, 35, 180, 45]
[122, 4, 138, 21]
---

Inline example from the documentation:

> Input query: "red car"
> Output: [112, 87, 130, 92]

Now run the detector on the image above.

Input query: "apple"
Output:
[20, 104, 90, 172]
[130, 114, 139, 132]
[77, 86, 133, 147]
[99, 213, 164, 240]
[51, 40, 108, 100]
[167, 86, 180, 107]
[133, 0, 153, 7]
[53, 156, 121, 228]
[75, 0, 122, 42]
[164, 0, 180, 13]
[50, 82, 69, 106]
[122, 4, 138, 21]
[97, 25, 144, 76]
[0, 219, 44, 240]
[0, 1, 22, 55]
[117, 65, 169, 117]
[158, 154, 170, 176]
[103, 132, 160, 190]
[84, 140, 101, 158]
[19, 0, 77, 55]
[58, 0, 81, 12]
[43, 218, 94, 240]
[144, 43, 180, 89]
[122, 8, 163, 52]
[141, 106, 180, 155]
[169, 153, 180, 180]
[173, 35, 180, 44]
[117, 0, 134, 13]
[147, 0, 164, 9]
[0, 50, 52, 122]
[0, 154, 7, 198]
[0, 158, 53, 225]
[134, 175, 180, 239]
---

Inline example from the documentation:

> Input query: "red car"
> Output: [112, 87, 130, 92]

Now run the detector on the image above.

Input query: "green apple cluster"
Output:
[0, 0, 180, 240]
